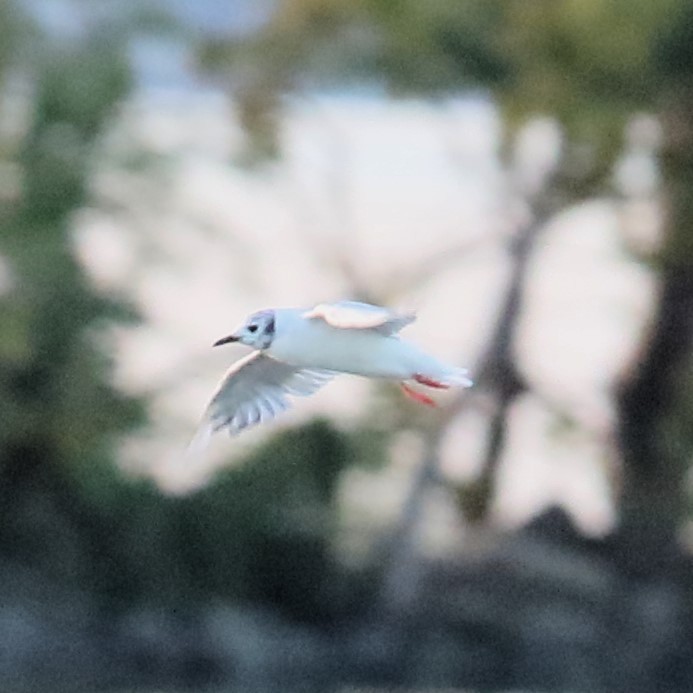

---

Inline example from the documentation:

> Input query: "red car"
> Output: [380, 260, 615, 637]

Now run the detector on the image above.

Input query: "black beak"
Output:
[213, 334, 239, 347]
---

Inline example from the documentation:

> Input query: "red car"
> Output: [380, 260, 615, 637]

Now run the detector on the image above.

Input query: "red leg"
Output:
[413, 373, 450, 389]
[400, 382, 437, 407]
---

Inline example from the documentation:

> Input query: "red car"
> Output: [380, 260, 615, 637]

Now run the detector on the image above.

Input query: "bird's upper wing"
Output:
[194, 351, 335, 441]
[303, 300, 416, 336]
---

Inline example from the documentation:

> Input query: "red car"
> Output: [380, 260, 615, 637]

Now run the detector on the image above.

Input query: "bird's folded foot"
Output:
[413, 373, 450, 389]
[400, 382, 437, 407]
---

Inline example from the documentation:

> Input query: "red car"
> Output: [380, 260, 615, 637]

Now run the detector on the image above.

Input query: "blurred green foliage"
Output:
[0, 0, 142, 600]
[74, 420, 354, 620]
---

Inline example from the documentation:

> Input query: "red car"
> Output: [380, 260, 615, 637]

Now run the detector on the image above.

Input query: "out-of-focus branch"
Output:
[377, 429, 441, 615]
[377, 150, 596, 619]
[377, 192, 554, 619]
[453, 197, 552, 521]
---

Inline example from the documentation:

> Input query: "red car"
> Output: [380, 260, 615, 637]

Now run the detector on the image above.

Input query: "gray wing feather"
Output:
[202, 351, 335, 437]
[304, 300, 416, 336]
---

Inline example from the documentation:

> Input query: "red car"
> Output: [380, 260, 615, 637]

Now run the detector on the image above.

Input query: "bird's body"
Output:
[191, 300, 472, 444]
[267, 308, 446, 380]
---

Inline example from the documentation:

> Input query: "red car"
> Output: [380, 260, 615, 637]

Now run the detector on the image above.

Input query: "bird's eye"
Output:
[248, 324, 258, 333]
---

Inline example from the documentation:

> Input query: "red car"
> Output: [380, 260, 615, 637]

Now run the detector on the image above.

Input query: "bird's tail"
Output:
[440, 366, 474, 388]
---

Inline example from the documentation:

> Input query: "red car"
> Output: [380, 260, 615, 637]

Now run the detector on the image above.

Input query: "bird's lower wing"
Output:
[304, 300, 415, 336]
[191, 351, 335, 445]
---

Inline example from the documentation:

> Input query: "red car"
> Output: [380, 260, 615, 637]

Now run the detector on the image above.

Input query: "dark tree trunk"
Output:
[615, 91, 693, 573]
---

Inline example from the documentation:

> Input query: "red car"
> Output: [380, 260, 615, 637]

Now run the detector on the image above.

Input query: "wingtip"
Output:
[448, 367, 473, 388]
[186, 420, 214, 458]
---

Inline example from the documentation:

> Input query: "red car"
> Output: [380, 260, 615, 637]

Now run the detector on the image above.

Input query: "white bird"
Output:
[193, 300, 472, 442]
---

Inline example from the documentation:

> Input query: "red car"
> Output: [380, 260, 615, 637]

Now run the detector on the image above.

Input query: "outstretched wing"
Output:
[304, 300, 416, 336]
[192, 351, 335, 443]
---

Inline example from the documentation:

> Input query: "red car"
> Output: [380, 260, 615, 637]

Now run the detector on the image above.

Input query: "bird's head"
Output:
[213, 309, 276, 350]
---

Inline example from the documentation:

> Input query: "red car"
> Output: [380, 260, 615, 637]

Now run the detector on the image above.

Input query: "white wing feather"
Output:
[304, 300, 415, 336]
[193, 351, 335, 440]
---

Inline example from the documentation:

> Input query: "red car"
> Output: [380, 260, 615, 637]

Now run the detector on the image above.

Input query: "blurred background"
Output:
[2, 0, 693, 691]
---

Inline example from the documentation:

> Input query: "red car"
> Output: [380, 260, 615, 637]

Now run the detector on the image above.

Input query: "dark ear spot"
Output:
[259, 314, 275, 349]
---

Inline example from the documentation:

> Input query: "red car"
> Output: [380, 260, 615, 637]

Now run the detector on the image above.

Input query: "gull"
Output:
[192, 300, 472, 444]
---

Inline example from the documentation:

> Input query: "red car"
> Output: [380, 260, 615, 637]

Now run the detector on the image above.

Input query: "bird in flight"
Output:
[192, 300, 472, 444]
